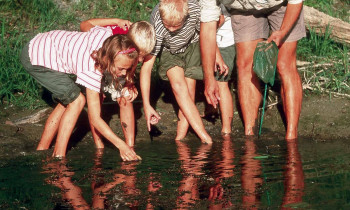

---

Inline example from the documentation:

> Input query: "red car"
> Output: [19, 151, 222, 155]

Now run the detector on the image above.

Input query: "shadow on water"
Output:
[1, 135, 350, 209]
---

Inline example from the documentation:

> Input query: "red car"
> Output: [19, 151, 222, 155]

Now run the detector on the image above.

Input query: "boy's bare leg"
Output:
[218, 81, 233, 134]
[236, 39, 263, 135]
[176, 77, 196, 140]
[37, 104, 66, 150]
[117, 99, 135, 148]
[277, 41, 302, 140]
[52, 93, 86, 157]
[90, 93, 104, 149]
[167, 66, 212, 144]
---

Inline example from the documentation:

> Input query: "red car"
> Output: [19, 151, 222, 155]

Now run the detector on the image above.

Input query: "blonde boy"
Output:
[140, 0, 212, 143]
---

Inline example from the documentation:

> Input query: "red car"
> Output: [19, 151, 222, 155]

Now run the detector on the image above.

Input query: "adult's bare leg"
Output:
[176, 77, 196, 140]
[167, 66, 212, 144]
[52, 93, 86, 157]
[236, 39, 263, 135]
[37, 104, 66, 150]
[277, 41, 302, 139]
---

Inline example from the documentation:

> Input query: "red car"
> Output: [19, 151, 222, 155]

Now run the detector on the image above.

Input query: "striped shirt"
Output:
[150, 0, 200, 56]
[29, 26, 118, 92]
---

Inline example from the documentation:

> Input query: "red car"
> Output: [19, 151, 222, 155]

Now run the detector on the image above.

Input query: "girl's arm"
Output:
[80, 18, 132, 32]
[86, 88, 141, 161]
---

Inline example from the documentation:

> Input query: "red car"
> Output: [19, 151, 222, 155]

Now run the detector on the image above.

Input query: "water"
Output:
[1, 135, 350, 209]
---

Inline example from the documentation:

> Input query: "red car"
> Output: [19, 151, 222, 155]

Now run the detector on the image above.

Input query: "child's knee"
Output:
[73, 93, 86, 109]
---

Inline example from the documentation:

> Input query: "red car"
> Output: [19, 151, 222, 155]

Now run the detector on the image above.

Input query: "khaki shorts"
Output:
[231, 3, 306, 43]
[158, 41, 203, 81]
[216, 44, 236, 82]
[20, 42, 81, 105]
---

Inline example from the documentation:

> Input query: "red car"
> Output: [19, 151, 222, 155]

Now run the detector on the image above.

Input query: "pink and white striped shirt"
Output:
[29, 26, 117, 92]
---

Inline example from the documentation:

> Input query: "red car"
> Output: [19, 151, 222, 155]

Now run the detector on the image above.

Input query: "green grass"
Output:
[0, 0, 349, 107]
[297, 24, 349, 95]
[0, 0, 157, 107]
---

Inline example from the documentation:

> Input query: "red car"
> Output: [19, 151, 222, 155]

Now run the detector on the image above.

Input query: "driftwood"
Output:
[304, 5, 350, 44]
[5, 108, 50, 126]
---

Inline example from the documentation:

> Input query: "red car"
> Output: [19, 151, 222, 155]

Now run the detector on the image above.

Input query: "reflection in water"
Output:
[240, 139, 263, 209]
[208, 134, 235, 210]
[42, 158, 89, 210]
[91, 149, 140, 209]
[282, 139, 305, 209]
[175, 141, 212, 208]
[42, 149, 141, 209]
[146, 173, 162, 210]
[39, 138, 305, 209]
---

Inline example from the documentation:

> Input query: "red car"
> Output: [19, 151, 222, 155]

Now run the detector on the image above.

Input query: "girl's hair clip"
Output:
[117, 48, 136, 55]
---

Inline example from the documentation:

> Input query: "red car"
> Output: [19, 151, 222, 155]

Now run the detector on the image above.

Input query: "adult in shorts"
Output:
[200, 0, 306, 139]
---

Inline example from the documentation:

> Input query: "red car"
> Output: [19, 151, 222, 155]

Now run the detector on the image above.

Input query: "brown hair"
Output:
[91, 34, 138, 87]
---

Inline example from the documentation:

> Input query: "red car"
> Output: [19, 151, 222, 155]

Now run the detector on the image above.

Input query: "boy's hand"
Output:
[144, 105, 161, 131]
[215, 53, 229, 76]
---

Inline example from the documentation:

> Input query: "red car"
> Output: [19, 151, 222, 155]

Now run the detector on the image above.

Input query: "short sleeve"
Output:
[200, 0, 221, 22]
[288, 0, 303, 4]
[104, 25, 128, 35]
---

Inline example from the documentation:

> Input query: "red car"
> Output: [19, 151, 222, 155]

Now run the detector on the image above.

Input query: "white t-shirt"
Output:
[216, 5, 235, 48]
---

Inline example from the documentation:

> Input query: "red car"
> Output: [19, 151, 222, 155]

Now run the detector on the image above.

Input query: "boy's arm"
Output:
[80, 18, 132, 32]
[86, 88, 141, 161]
[139, 55, 161, 131]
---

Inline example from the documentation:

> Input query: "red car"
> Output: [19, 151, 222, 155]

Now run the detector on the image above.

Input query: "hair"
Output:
[159, 0, 188, 26]
[91, 34, 138, 87]
[127, 21, 156, 55]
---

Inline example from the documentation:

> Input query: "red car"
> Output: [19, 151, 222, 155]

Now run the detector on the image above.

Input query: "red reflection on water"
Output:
[282, 139, 305, 209]
[175, 141, 212, 208]
[241, 139, 263, 210]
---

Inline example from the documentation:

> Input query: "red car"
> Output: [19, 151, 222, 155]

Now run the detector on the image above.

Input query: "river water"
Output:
[1, 135, 350, 209]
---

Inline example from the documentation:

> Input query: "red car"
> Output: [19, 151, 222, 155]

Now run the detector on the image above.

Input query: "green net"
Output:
[253, 41, 279, 136]
[253, 41, 279, 86]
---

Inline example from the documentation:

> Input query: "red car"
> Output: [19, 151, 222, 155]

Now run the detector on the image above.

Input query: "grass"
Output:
[304, 0, 349, 23]
[0, 0, 349, 108]
[297, 24, 349, 96]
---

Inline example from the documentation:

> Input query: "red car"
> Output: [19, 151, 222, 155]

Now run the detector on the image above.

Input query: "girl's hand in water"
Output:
[119, 143, 141, 161]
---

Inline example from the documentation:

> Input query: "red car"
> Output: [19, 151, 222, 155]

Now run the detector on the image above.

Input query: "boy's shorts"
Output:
[216, 44, 236, 82]
[20, 42, 81, 105]
[158, 41, 203, 81]
[231, 3, 306, 43]
[102, 71, 130, 101]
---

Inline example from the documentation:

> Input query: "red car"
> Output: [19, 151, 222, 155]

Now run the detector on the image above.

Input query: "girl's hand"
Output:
[119, 143, 141, 161]
[116, 19, 132, 30]
[121, 86, 138, 102]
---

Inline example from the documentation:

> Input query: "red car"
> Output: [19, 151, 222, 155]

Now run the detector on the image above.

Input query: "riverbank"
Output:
[0, 93, 349, 160]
